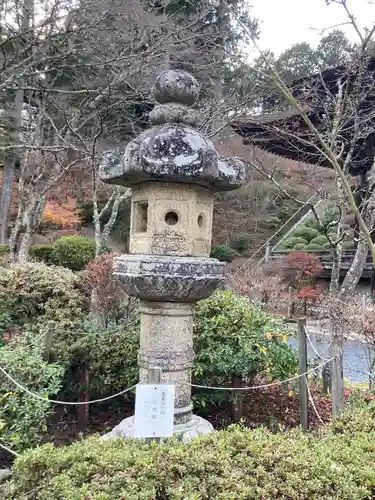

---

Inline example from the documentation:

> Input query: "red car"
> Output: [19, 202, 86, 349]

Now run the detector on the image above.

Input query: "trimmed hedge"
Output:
[50, 235, 96, 271]
[293, 243, 305, 250]
[229, 232, 249, 253]
[29, 243, 55, 263]
[210, 244, 236, 262]
[303, 242, 325, 251]
[7, 401, 375, 499]
[310, 235, 331, 248]
[282, 236, 308, 250]
[292, 226, 320, 242]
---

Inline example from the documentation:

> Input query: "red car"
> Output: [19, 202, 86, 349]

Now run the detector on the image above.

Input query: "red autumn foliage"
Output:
[83, 253, 127, 321]
[294, 284, 324, 300]
[280, 251, 324, 316]
[280, 251, 323, 288]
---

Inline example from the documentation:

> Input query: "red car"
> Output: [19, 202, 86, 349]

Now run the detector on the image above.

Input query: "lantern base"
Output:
[101, 414, 214, 442]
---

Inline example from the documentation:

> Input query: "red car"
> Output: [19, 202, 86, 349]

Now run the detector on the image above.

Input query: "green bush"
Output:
[8, 402, 375, 499]
[0, 338, 63, 452]
[281, 236, 308, 250]
[0, 262, 84, 327]
[194, 291, 297, 412]
[51, 235, 96, 271]
[0, 244, 9, 256]
[303, 243, 325, 251]
[310, 235, 331, 248]
[292, 226, 320, 242]
[292, 243, 305, 250]
[229, 233, 249, 253]
[51, 318, 140, 398]
[304, 217, 317, 228]
[29, 243, 55, 263]
[210, 244, 236, 262]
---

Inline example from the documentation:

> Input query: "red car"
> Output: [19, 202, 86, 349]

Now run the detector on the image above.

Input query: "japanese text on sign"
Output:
[134, 384, 175, 438]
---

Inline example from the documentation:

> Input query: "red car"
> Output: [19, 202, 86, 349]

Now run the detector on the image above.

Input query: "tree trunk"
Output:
[340, 238, 369, 295]
[16, 194, 46, 262]
[0, 91, 23, 243]
[0, 0, 33, 243]
[9, 202, 25, 260]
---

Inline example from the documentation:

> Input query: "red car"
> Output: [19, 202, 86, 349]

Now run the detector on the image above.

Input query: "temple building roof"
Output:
[232, 53, 375, 177]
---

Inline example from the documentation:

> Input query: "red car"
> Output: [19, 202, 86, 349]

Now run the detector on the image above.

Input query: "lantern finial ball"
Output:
[152, 69, 199, 107]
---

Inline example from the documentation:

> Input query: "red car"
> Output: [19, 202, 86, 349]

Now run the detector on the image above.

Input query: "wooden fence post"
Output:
[43, 321, 55, 362]
[146, 367, 162, 444]
[297, 319, 309, 431]
[265, 243, 271, 264]
[331, 333, 344, 420]
[287, 286, 293, 318]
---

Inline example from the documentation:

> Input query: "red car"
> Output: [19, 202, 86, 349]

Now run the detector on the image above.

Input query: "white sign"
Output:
[134, 384, 175, 438]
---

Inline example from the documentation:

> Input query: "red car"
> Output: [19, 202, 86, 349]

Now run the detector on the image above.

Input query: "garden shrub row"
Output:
[283, 210, 357, 252]
[0, 235, 97, 271]
[31, 235, 96, 270]
[6, 400, 375, 499]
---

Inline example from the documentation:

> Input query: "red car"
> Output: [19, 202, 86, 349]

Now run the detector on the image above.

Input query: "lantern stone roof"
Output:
[99, 69, 245, 191]
[232, 53, 375, 176]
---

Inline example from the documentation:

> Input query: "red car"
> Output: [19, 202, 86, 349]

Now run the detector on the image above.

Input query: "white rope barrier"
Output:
[0, 365, 143, 405]
[303, 324, 332, 362]
[183, 358, 335, 391]
[306, 376, 325, 424]
[0, 441, 19, 457]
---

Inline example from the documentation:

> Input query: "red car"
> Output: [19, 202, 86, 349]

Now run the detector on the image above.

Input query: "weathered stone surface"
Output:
[0, 469, 11, 484]
[138, 301, 194, 424]
[129, 181, 214, 258]
[151, 69, 199, 106]
[149, 103, 199, 127]
[114, 254, 225, 302]
[99, 124, 245, 191]
[98, 68, 246, 192]
[101, 414, 214, 441]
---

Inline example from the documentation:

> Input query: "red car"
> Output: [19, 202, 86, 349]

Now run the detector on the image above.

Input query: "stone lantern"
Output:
[99, 69, 245, 439]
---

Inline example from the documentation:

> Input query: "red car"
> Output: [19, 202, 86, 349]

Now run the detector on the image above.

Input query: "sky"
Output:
[250, 0, 375, 56]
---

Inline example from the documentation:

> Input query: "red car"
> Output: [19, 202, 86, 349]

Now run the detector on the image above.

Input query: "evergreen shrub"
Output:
[50, 235, 96, 271]
[229, 233, 250, 253]
[0, 262, 84, 327]
[210, 244, 236, 262]
[292, 226, 320, 242]
[282, 237, 307, 250]
[7, 401, 375, 499]
[29, 243, 55, 263]
[0, 338, 63, 453]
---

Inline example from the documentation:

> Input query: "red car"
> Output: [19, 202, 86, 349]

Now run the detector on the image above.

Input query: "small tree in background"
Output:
[230, 264, 284, 309]
[280, 251, 324, 316]
[83, 252, 135, 327]
[230, 233, 250, 253]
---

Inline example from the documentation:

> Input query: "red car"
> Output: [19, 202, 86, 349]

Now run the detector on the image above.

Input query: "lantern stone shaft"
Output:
[99, 69, 245, 439]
